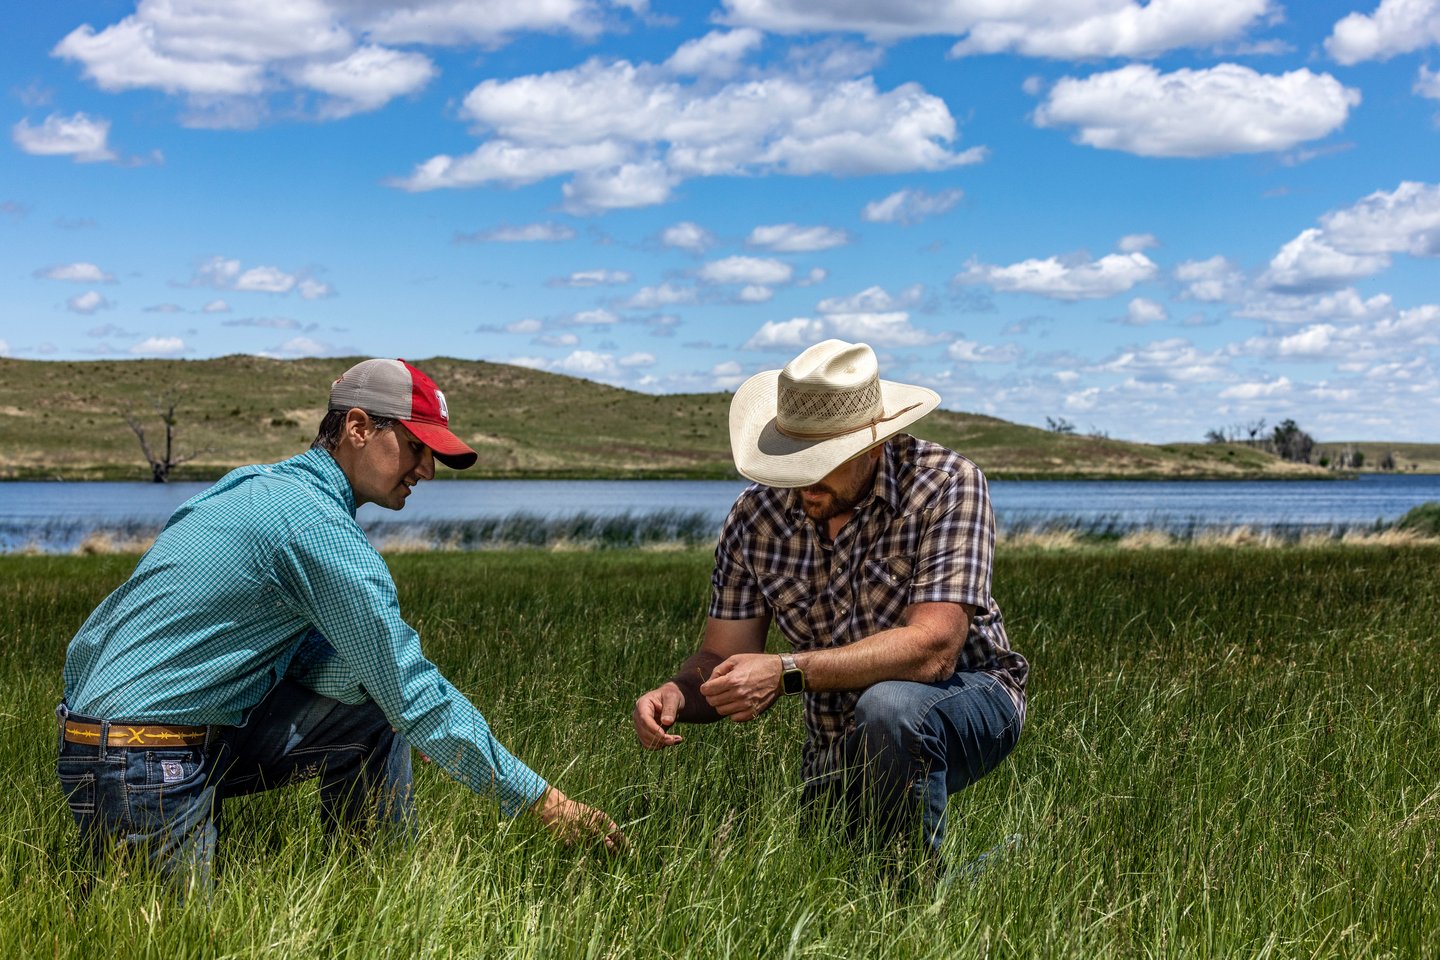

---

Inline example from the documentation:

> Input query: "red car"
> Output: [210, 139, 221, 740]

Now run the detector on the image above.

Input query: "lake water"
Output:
[4, 473, 1439, 552]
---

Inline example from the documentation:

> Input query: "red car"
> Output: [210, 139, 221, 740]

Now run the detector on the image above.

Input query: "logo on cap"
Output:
[435, 389, 448, 421]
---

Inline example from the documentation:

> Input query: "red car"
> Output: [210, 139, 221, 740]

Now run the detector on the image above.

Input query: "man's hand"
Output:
[633, 681, 686, 750]
[699, 653, 782, 722]
[532, 786, 625, 853]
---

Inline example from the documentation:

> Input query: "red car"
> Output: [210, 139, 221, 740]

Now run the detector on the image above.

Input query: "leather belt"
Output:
[63, 720, 209, 748]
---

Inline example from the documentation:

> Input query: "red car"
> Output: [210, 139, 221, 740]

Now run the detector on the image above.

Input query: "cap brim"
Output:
[728, 371, 940, 488]
[404, 419, 479, 470]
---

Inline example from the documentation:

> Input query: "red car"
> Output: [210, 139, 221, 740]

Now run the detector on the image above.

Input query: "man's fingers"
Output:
[658, 687, 683, 728]
[633, 692, 684, 749]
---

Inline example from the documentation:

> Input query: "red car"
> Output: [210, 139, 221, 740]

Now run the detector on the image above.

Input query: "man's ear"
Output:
[343, 408, 373, 448]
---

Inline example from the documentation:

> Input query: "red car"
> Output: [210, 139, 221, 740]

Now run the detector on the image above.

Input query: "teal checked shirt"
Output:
[62, 447, 548, 817]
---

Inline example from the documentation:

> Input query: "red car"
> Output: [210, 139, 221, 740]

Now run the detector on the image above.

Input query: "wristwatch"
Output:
[780, 653, 805, 695]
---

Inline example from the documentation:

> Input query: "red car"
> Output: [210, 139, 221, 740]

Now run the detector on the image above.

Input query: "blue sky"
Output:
[3, 0, 1439, 443]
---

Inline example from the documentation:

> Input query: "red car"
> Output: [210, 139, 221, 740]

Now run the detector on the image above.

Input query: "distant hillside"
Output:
[0, 356, 1342, 482]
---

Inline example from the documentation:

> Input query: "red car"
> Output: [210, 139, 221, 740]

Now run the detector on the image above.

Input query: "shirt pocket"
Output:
[861, 555, 915, 629]
[756, 570, 815, 643]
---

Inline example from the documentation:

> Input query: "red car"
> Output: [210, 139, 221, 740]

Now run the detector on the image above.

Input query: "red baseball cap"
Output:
[328, 358, 478, 469]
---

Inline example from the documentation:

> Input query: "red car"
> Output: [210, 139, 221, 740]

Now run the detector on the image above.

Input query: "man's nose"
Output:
[417, 447, 436, 481]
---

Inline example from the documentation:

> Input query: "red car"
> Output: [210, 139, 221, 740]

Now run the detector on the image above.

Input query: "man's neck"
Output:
[824, 511, 854, 541]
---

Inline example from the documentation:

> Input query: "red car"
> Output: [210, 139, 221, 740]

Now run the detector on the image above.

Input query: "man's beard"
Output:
[800, 482, 862, 522]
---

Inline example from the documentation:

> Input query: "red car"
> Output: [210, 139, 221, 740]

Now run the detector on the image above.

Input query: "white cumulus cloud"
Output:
[1220, 376, 1292, 399]
[1119, 233, 1159, 252]
[817, 284, 925, 314]
[37, 262, 115, 283]
[262, 336, 341, 358]
[130, 336, 187, 356]
[569, 308, 620, 326]
[861, 187, 964, 225]
[747, 223, 849, 252]
[1034, 64, 1358, 158]
[295, 45, 437, 117]
[947, 338, 1022, 363]
[1236, 287, 1396, 326]
[700, 256, 794, 286]
[12, 113, 117, 162]
[660, 221, 714, 253]
[459, 222, 577, 243]
[189, 256, 334, 298]
[959, 251, 1158, 301]
[1261, 229, 1390, 292]
[1260, 181, 1440, 291]
[824, 312, 946, 346]
[1094, 338, 1230, 383]
[67, 290, 112, 314]
[666, 28, 764, 78]
[553, 269, 633, 287]
[1175, 256, 1247, 302]
[1124, 298, 1168, 325]
[393, 51, 983, 208]
[743, 318, 826, 350]
[711, 360, 747, 389]
[1417, 66, 1440, 100]
[1326, 0, 1440, 65]
[720, 0, 1275, 59]
[622, 283, 698, 309]
[51, 0, 625, 125]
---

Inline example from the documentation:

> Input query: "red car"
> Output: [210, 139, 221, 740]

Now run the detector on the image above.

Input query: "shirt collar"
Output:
[870, 441, 903, 515]
[298, 446, 358, 517]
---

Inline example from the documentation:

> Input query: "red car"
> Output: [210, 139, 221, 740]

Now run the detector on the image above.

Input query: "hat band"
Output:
[775, 401, 923, 444]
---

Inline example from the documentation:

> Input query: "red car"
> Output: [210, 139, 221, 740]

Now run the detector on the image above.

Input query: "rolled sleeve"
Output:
[273, 519, 548, 817]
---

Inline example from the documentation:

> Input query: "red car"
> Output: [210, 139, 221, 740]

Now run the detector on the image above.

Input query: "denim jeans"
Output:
[55, 679, 413, 892]
[801, 671, 1021, 859]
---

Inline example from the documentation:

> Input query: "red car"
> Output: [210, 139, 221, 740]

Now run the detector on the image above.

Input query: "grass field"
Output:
[2, 546, 1437, 958]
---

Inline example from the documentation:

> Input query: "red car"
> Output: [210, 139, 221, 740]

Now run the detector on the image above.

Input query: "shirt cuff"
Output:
[499, 766, 550, 818]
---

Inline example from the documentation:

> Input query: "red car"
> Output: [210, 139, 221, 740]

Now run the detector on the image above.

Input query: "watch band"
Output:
[780, 653, 804, 695]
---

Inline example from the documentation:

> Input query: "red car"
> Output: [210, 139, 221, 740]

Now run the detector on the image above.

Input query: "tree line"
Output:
[1204, 418, 1404, 470]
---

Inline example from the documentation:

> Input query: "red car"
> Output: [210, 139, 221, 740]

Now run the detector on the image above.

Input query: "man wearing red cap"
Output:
[57, 358, 620, 892]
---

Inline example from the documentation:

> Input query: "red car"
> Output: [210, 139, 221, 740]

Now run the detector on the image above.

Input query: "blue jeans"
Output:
[55, 679, 413, 892]
[802, 672, 1021, 859]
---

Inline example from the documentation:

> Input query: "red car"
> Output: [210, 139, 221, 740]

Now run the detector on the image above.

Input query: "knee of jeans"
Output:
[854, 681, 926, 748]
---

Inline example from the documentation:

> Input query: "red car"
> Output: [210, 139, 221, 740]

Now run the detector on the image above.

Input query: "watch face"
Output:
[782, 669, 804, 695]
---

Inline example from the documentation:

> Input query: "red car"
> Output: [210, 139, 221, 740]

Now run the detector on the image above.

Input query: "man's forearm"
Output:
[795, 603, 969, 691]
[670, 650, 724, 723]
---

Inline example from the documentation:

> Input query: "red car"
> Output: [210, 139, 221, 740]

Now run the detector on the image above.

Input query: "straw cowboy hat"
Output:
[729, 340, 940, 488]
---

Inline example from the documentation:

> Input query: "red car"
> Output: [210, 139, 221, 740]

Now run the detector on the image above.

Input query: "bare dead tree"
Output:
[1245, 418, 1267, 446]
[125, 398, 212, 483]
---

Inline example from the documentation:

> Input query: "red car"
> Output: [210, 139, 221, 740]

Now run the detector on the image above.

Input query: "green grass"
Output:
[3, 547, 1438, 958]
[0, 355, 1349, 481]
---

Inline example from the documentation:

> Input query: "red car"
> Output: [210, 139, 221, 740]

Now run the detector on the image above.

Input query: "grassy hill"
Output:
[0, 355, 1353, 482]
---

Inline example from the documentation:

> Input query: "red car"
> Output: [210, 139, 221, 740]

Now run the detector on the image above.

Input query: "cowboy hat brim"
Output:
[729, 369, 940, 488]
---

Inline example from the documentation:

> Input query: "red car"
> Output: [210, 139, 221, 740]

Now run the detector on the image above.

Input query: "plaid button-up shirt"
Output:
[709, 435, 1027, 782]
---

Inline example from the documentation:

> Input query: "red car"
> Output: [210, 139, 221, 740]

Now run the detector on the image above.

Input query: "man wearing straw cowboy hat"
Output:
[57, 358, 621, 892]
[634, 340, 1026, 863]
